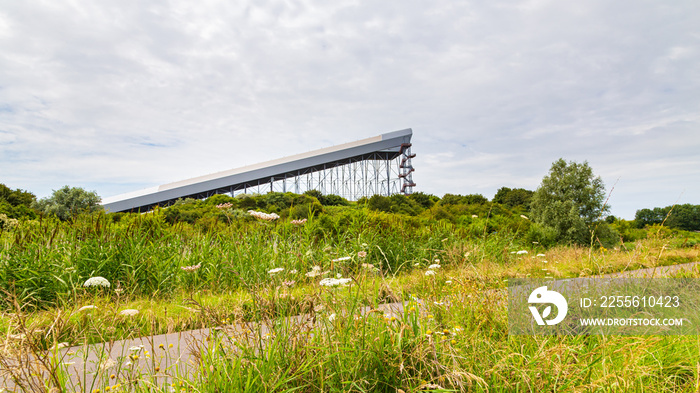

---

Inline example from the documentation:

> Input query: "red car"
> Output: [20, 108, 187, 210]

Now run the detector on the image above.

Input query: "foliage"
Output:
[303, 190, 349, 206]
[492, 186, 534, 210]
[635, 204, 700, 231]
[0, 183, 38, 219]
[439, 193, 488, 206]
[31, 186, 102, 220]
[407, 191, 439, 209]
[530, 159, 611, 246]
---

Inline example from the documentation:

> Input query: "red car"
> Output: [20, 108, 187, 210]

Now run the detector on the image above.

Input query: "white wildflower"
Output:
[537, 254, 546, 257]
[428, 264, 441, 269]
[516, 250, 528, 255]
[247, 210, 280, 221]
[425, 270, 436, 276]
[331, 256, 351, 263]
[357, 251, 367, 258]
[129, 345, 143, 352]
[328, 313, 336, 322]
[305, 266, 323, 278]
[99, 358, 116, 371]
[289, 269, 298, 274]
[83, 276, 110, 288]
[319, 277, 352, 287]
[268, 267, 284, 275]
[120, 309, 139, 316]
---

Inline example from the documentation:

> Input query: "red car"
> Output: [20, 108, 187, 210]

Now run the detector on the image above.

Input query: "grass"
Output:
[1, 209, 700, 392]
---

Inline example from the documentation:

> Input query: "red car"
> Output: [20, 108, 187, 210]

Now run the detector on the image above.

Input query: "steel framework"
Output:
[102, 128, 416, 212]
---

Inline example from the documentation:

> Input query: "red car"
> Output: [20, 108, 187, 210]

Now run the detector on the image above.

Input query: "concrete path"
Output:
[2, 261, 698, 392]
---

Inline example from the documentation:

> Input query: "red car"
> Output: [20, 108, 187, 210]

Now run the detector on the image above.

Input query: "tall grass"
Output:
[1, 208, 699, 391]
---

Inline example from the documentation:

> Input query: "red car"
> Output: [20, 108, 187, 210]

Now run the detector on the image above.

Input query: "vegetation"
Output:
[635, 204, 700, 231]
[530, 159, 613, 246]
[32, 186, 103, 221]
[2, 159, 699, 391]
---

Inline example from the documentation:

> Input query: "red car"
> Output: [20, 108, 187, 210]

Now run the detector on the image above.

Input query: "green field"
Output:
[1, 195, 700, 392]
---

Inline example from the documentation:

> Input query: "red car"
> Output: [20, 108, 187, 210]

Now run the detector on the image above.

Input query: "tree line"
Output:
[2, 158, 697, 244]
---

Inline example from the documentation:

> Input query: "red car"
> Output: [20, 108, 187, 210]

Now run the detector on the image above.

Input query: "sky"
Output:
[1, 0, 698, 219]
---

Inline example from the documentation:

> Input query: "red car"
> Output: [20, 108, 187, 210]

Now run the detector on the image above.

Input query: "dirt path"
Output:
[2, 262, 699, 391]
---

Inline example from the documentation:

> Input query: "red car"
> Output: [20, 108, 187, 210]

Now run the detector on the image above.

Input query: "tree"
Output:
[32, 186, 103, 220]
[530, 159, 610, 245]
[493, 187, 534, 209]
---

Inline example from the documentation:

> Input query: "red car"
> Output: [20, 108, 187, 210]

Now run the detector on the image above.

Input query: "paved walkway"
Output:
[2, 261, 698, 392]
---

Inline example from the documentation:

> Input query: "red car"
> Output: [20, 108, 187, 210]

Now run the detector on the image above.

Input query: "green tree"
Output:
[530, 159, 610, 245]
[32, 186, 103, 220]
[493, 187, 534, 210]
[664, 204, 700, 231]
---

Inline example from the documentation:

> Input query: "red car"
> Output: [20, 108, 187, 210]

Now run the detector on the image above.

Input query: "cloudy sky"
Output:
[1, 0, 698, 219]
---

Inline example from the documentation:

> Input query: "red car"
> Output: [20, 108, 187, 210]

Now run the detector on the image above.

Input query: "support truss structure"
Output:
[103, 128, 416, 212]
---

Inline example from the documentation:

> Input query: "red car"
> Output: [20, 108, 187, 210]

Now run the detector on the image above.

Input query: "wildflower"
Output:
[425, 270, 436, 276]
[537, 253, 546, 257]
[247, 210, 280, 221]
[83, 276, 110, 288]
[268, 267, 284, 275]
[129, 345, 143, 352]
[305, 266, 323, 277]
[472, 215, 478, 218]
[319, 277, 352, 287]
[428, 263, 441, 269]
[78, 305, 97, 312]
[434, 259, 440, 263]
[414, 263, 420, 267]
[181, 263, 201, 272]
[445, 280, 453, 285]
[328, 313, 336, 322]
[99, 358, 116, 371]
[332, 256, 351, 263]
[120, 309, 139, 316]
[282, 280, 295, 287]
[516, 250, 528, 255]
[291, 218, 307, 225]
[357, 251, 367, 258]
[289, 269, 298, 274]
